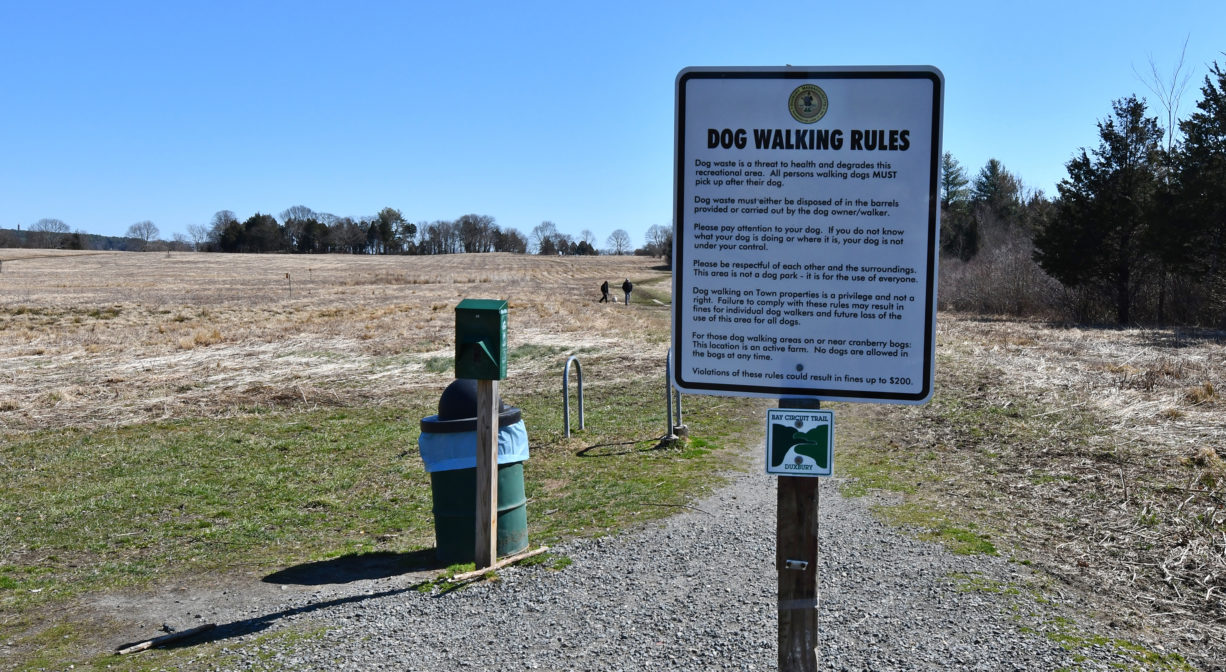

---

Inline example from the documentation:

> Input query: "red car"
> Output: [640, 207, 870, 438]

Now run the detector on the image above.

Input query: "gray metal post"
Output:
[666, 348, 686, 438]
[665, 349, 678, 440]
[673, 379, 683, 430]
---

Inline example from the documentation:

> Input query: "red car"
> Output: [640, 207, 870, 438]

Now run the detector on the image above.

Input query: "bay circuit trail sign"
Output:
[672, 66, 943, 404]
[671, 66, 944, 671]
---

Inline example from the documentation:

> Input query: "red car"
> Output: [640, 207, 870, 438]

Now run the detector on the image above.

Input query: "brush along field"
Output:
[842, 315, 1226, 663]
[1, 249, 1224, 667]
[0, 250, 672, 431]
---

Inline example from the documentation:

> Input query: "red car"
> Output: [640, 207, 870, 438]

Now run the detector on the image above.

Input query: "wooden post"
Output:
[474, 379, 499, 569]
[777, 398, 820, 671]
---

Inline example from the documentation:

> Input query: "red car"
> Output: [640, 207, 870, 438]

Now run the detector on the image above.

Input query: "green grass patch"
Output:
[508, 343, 595, 362]
[875, 504, 999, 555]
[422, 355, 452, 373]
[1021, 621, 1195, 672]
[0, 406, 435, 612]
[514, 551, 572, 571]
[0, 373, 767, 669]
[951, 572, 1194, 672]
[950, 571, 1021, 595]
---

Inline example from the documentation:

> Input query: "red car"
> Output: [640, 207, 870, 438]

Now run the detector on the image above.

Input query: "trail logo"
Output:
[788, 84, 828, 124]
[765, 409, 833, 477]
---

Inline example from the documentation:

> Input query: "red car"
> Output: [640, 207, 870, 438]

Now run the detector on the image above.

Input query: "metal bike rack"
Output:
[563, 356, 584, 438]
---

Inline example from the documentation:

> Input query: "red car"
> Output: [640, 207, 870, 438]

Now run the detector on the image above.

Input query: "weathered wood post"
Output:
[454, 299, 509, 570]
[474, 378, 499, 569]
[777, 398, 822, 670]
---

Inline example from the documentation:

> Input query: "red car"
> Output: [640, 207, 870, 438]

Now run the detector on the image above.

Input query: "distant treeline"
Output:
[5, 208, 670, 260]
[0, 226, 154, 252]
[940, 62, 1226, 327]
[200, 209, 537, 255]
[194, 209, 666, 258]
[11, 64, 1222, 327]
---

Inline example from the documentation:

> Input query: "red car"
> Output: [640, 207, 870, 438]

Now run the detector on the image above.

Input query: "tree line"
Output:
[2, 208, 670, 259]
[940, 60, 1226, 327]
[191, 208, 670, 257]
[9, 61, 1221, 326]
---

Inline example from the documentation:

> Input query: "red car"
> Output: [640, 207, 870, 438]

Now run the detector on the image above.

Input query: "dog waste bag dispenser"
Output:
[454, 299, 507, 381]
[419, 379, 529, 563]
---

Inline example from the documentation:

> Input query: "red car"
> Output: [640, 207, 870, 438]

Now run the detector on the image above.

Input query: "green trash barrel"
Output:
[428, 462, 528, 564]
[418, 379, 530, 564]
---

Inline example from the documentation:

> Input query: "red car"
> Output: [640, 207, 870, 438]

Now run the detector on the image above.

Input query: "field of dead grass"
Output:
[2, 249, 1224, 666]
[0, 250, 671, 433]
[839, 314, 1226, 664]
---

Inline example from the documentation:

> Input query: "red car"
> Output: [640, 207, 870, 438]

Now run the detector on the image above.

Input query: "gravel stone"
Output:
[202, 468, 1148, 670]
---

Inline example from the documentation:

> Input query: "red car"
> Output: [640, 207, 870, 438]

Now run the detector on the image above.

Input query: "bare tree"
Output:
[208, 210, 238, 246]
[530, 221, 558, 254]
[644, 224, 671, 257]
[607, 229, 631, 255]
[1134, 35, 1194, 155]
[280, 205, 316, 251]
[186, 223, 211, 249]
[580, 229, 597, 247]
[30, 218, 70, 248]
[126, 221, 160, 250]
[458, 213, 497, 253]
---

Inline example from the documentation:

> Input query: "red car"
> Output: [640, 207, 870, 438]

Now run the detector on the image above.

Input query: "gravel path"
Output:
[187, 469, 1169, 671]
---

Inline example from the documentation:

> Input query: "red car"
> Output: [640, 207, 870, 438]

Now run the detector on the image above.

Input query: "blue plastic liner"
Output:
[418, 419, 529, 473]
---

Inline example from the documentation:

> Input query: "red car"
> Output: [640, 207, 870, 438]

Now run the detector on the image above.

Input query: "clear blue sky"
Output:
[2, 1, 1222, 248]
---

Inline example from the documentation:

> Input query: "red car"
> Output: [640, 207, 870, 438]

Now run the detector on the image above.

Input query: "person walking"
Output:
[621, 278, 633, 306]
[599, 280, 610, 303]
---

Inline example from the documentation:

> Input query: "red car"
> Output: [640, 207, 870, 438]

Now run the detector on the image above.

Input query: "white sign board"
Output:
[766, 409, 833, 477]
[672, 67, 943, 403]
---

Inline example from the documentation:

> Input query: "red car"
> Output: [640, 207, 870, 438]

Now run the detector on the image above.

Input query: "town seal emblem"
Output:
[788, 84, 828, 124]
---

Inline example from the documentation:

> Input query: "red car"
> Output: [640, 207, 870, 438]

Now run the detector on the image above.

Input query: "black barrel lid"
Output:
[420, 379, 522, 434]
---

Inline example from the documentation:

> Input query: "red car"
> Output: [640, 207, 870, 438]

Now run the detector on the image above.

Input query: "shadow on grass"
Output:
[122, 584, 426, 652]
[117, 550, 447, 652]
[575, 436, 679, 458]
[263, 549, 444, 586]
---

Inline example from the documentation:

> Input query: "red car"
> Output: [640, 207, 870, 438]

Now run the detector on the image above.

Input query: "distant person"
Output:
[599, 280, 610, 303]
[621, 278, 633, 306]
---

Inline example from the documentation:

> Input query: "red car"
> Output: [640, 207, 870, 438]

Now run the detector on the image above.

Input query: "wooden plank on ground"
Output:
[451, 546, 550, 583]
[116, 623, 217, 655]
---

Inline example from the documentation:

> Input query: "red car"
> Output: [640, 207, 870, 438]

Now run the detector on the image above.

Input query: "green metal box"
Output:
[454, 298, 508, 380]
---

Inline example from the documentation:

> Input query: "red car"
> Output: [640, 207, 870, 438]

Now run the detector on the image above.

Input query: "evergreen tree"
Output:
[972, 158, 1022, 225]
[940, 151, 970, 209]
[939, 152, 976, 259]
[1035, 96, 1164, 323]
[1172, 62, 1226, 324]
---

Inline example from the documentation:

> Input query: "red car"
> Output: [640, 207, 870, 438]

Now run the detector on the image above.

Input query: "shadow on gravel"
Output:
[576, 436, 676, 458]
[263, 549, 444, 586]
[122, 551, 449, 652]
[134, 585, 424, 652]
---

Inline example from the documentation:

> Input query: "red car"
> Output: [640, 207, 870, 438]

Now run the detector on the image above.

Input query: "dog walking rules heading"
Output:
[672, 67, 944, 403]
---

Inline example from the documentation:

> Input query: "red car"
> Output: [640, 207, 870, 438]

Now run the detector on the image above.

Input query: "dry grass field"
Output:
[1, 249, 1224, 667]
[0, 250, 672, 433]
[931, 318, 1224, 644]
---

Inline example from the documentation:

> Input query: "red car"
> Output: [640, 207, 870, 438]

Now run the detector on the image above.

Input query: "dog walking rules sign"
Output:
[672, 67, 943, 404]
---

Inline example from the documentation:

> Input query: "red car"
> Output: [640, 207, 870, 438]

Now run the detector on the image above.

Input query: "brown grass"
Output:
[0, 250, 671, 432]
[857, 313, 1226, 658]
[4, 249, 1223, 662]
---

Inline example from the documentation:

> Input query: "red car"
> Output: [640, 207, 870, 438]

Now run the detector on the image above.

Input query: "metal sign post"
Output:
[672, 66, 944, 670]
